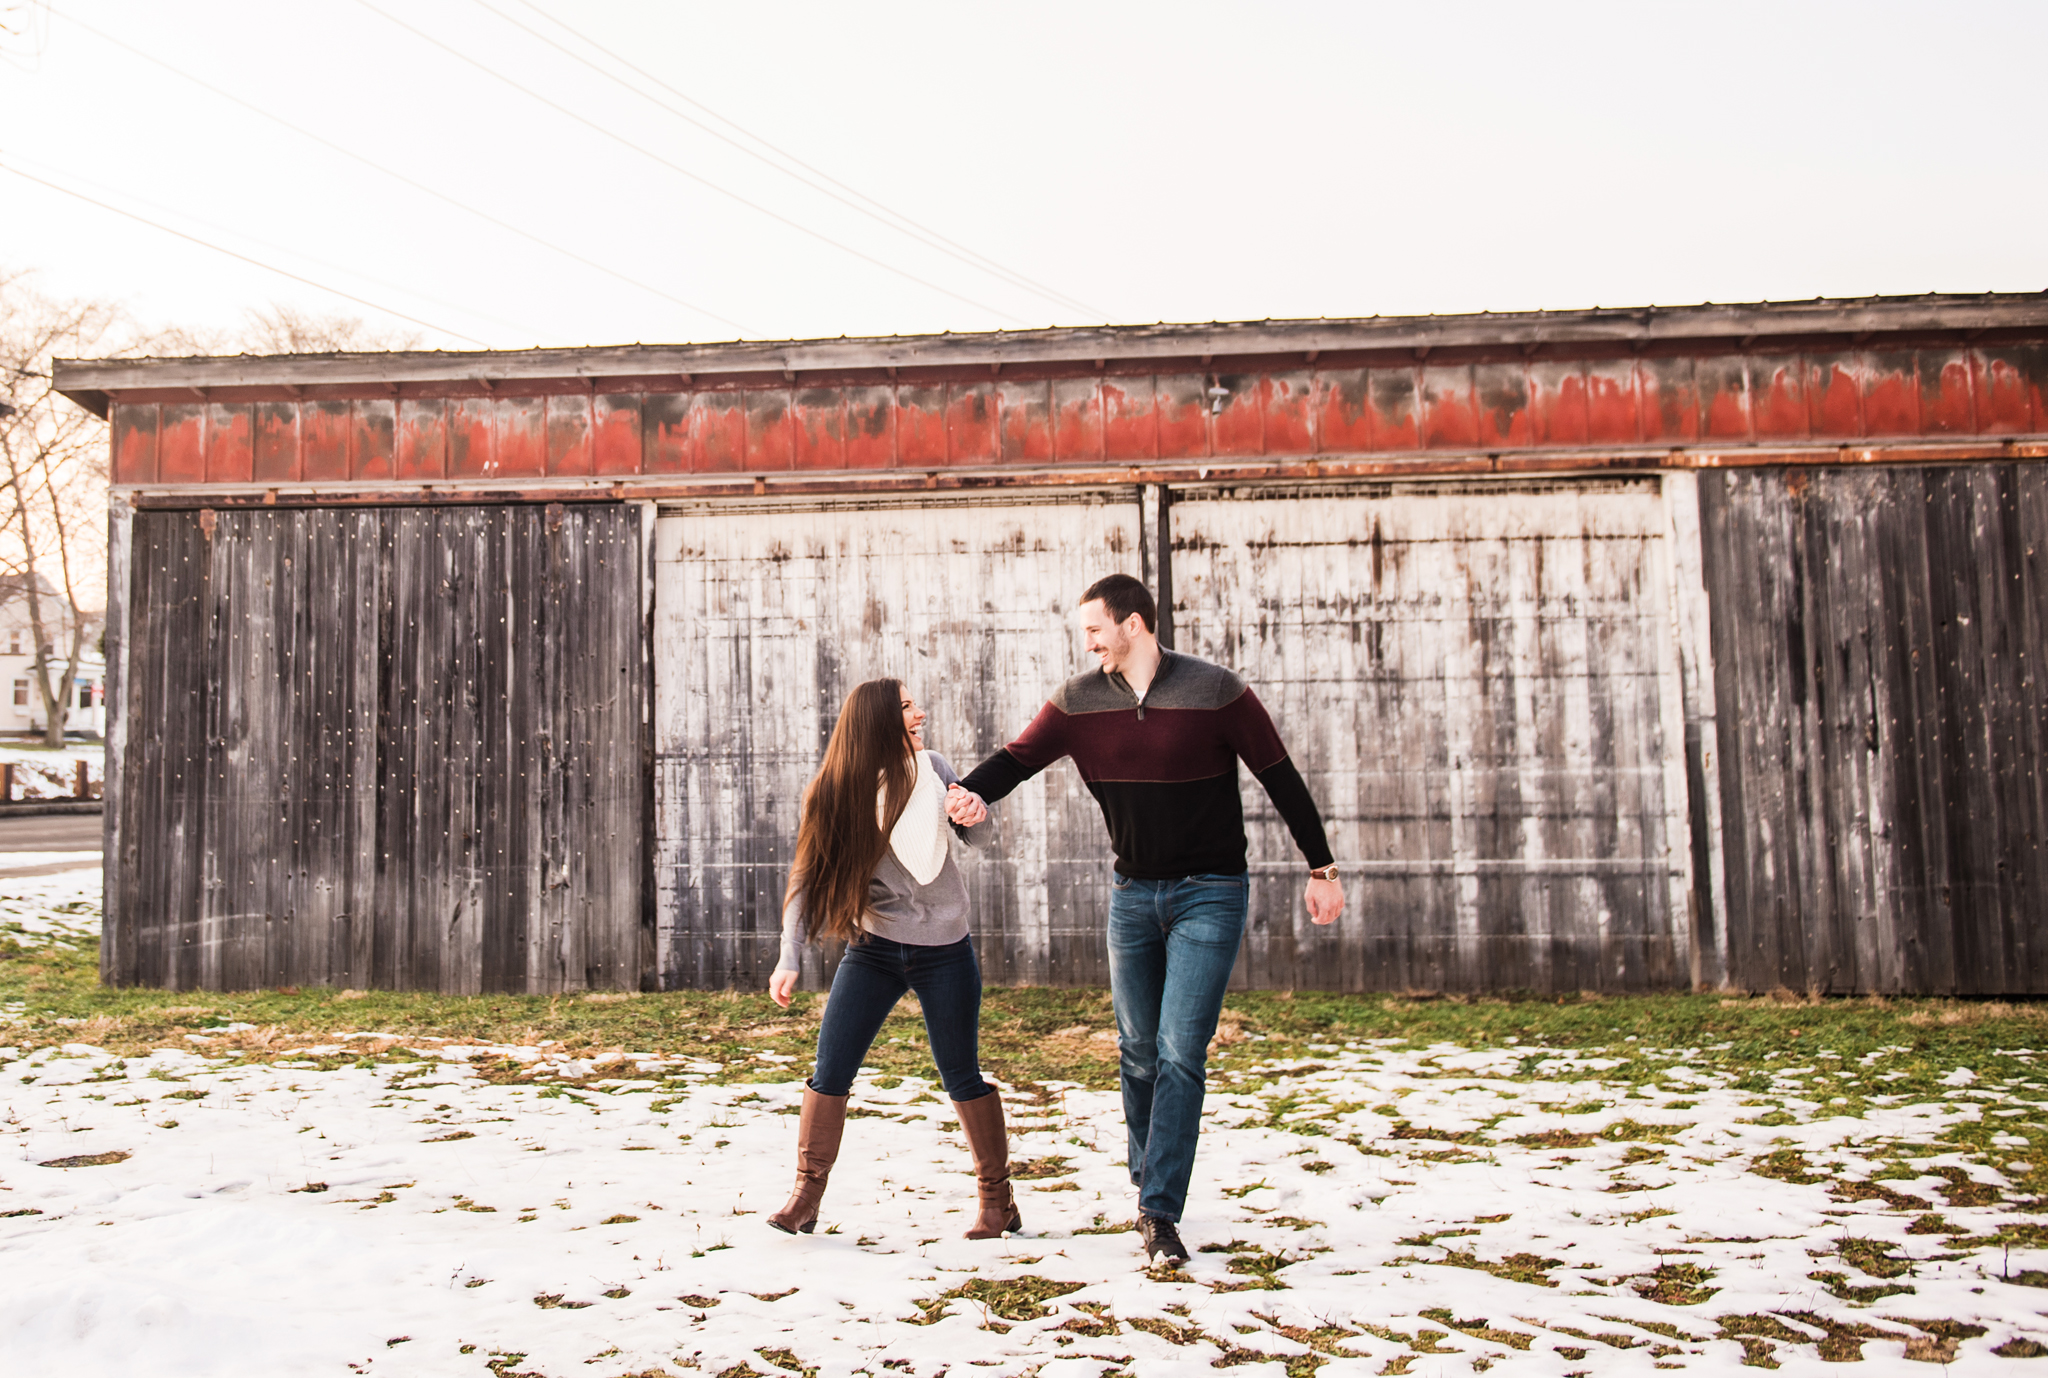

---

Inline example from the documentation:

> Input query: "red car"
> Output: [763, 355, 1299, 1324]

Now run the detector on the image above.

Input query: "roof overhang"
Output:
[55, 294, 2048, 419]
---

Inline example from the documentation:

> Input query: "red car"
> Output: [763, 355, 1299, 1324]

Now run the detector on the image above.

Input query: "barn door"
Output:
[652, 491, 1143, 990]
[1167, 477, 1693, 993]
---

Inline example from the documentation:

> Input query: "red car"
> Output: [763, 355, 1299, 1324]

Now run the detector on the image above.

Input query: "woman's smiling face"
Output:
[901, 690, 926, 751]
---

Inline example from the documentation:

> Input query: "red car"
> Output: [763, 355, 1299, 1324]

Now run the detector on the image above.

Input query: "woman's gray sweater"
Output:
[775, 750, 992, 972]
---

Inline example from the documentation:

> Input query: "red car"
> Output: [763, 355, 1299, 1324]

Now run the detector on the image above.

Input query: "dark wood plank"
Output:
[113, 503, 647, 995]
[101, 499, 133, 986]
[1704, 463, 2048, 996]
[2011, 467, 2048, 991]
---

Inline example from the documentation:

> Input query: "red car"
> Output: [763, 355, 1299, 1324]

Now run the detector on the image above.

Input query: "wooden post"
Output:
[74, 759, 88, 800]
[0, 762, 11, 803]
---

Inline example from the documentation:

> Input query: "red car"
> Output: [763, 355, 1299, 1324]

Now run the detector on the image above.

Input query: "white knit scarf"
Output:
[879, 750, 949, 886]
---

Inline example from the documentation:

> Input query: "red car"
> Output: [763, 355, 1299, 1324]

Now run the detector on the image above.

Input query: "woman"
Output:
[765, 678, 1020, 1241]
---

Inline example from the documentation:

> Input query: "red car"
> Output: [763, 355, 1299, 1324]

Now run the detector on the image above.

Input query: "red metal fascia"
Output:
[98, 331, 2046, 410]
[117, 437, 2048, 511]
[101, 342, 2048, 490]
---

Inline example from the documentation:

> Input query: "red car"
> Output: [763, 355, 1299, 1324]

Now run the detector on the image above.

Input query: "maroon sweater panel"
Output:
[1004, 688, 1289, 784]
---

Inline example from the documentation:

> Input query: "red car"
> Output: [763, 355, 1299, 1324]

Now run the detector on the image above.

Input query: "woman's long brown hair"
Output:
[787, 678, 917, 945]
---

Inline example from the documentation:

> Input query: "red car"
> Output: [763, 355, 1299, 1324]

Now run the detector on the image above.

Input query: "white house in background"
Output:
[0, 575, 104, 738]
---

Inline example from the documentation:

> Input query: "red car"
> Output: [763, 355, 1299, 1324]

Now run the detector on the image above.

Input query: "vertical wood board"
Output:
[106, 505, 646, 993]
[1701, 464, 2048, 994]
[1168, 478, 1691, 992]
[651, 494, 1143, 989]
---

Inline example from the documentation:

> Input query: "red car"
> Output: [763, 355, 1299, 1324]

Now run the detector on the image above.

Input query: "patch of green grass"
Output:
[1250, 1311, 1371, 1361]
[1419, 1309, 1532, 1349]
[1748, 1149, 1827, 1185]
[1436, 1250, 1562, 1288]
[950, 1275, 1084, 1321]
[1388, 1122, 1485, 1143]
[1830, 1177, 1930, 1211]
[1806, 1269, 1916, 1304]
[1833, 1237, 1912, 1279]
[1609, 1317, 1704, 1344]
[1012, 1155, 1075, 1179]
[1513, 1128, 1594, 1149]
[1397, 1227, 1479, 1248]
[1634, 1262, 1717, 1306]
[1217, 1245, 1299, 1291]
[755, 1349, 815, 1378]
[1776, 1312, 1910, 1363]
[1551, 1323, 1642, 1350]
[912, 1275, 1083, 1326]
[1716, 1314, 1809, 1343]
[1126, 1315, 1208, 1346]
[10, 927, 2048, 1162]
[1602, 1119, 1689, 1143]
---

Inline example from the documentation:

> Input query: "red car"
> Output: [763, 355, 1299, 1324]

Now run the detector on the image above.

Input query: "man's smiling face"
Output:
[1075, 598, 1136, 675]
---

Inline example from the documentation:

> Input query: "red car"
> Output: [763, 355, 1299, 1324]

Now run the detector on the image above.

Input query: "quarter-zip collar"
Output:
[1107, 649, 1177, 721]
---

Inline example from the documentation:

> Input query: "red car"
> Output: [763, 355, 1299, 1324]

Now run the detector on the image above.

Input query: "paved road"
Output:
[0, 813, 104, 853]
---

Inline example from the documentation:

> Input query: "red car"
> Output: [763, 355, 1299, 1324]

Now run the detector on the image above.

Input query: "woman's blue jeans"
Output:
[809, 934, 994, 1102]
[1107, 871, 1249, 1222]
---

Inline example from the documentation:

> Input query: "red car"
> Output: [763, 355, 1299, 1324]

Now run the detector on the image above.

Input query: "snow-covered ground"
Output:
[0, 740, 103, 800]
[0, 862, 101, 958]
[4, 873, 2046, 1376]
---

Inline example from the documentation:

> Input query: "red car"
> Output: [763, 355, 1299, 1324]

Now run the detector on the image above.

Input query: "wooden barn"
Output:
[55, 294, 2048, 997]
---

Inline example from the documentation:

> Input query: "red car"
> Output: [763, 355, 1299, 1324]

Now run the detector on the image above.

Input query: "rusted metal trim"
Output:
[110, 438, 2047, 509]
[55, 293, 2048, 412]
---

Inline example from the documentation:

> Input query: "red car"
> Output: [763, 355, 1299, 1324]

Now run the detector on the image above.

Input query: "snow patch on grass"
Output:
[4, 877, 2047, 1376]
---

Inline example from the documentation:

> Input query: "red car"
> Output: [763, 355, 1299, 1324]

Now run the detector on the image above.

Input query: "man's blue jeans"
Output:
[1107, 871, 1249, 1222]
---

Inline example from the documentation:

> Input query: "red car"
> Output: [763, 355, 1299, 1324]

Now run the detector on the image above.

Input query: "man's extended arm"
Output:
[955, 700, 1072, 804]
[1218, 685, 1343, 925]
[1215, 686, 1333, 864]
[1251, 756, 1334, 871]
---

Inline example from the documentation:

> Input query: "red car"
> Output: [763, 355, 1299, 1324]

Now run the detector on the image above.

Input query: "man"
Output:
[945, 573, 1342, 1265]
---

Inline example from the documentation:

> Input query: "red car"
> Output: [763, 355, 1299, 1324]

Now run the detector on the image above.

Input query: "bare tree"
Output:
[0, 272, 120, 745]
[239, 304, 421, 355]
[0, 286, 412, 745]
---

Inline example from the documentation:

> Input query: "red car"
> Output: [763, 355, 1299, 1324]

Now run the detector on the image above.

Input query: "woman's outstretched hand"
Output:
[945, 784, 988, 827]
[768, 968, 798, 1008]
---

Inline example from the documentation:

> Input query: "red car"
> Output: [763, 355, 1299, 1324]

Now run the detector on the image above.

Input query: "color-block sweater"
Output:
[957, 651, 1333, 879]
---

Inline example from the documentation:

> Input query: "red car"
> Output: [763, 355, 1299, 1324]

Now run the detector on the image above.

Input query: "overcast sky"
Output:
[4, 0, 2044, 353]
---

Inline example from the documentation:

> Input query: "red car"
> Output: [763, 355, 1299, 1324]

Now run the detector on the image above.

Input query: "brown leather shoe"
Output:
[955, 1089, 1022, 1239]
[767, 1084, 847, 1235]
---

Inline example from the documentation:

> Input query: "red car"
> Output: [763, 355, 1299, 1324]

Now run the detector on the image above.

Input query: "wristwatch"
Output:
[1308, 864, 1339, 882]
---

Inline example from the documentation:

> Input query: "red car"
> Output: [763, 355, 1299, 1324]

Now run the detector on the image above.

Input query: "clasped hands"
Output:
[944, 784, 988, 827]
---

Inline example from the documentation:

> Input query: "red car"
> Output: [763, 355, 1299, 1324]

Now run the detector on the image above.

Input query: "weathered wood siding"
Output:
[653, 478, 1691, 993]
[1169, 479, 1692, 992]
[1702, 464, 2048, 994]
[108, 504, 646, 993]
[651, 493, 1143, 989]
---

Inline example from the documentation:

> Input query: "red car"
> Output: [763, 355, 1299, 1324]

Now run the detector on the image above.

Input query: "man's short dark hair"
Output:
[1079, 574, 1157, 633]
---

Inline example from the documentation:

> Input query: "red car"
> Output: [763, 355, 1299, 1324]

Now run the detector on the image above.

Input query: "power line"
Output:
[0, 162, 490, 347]
[354, 0, 1021, 324]
[47, 6, 753, 337]
[481, 0, 1112, 321]
[3, 150, 548, 342]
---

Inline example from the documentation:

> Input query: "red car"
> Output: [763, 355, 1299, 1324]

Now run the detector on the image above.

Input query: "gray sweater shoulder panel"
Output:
[1051, 652, 1246, 715]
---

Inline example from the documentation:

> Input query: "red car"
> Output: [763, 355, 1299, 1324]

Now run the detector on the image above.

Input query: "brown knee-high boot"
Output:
[768, 1085, 848, 1235]
[956, 1090, 1022, 1240]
